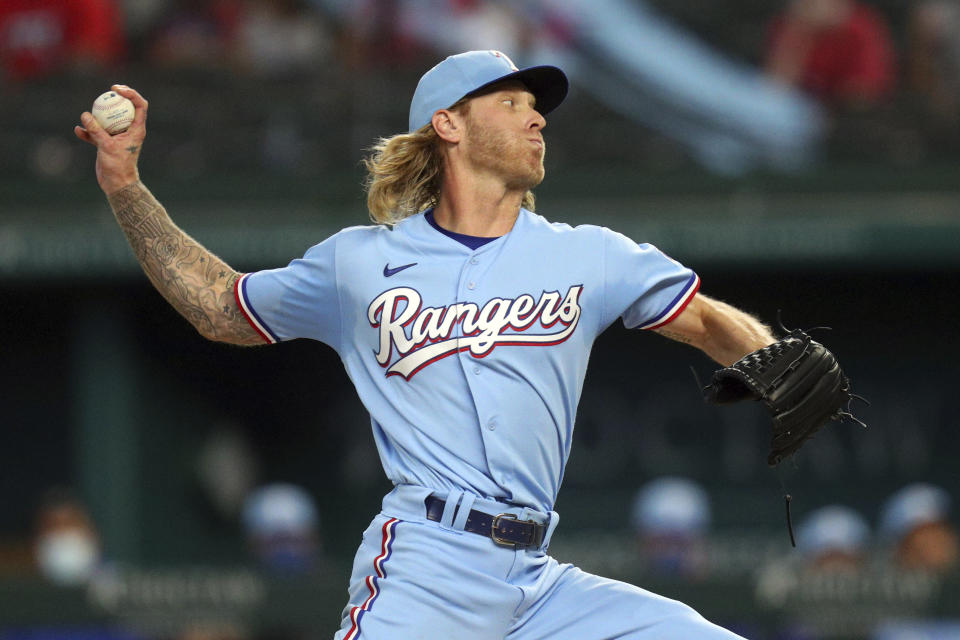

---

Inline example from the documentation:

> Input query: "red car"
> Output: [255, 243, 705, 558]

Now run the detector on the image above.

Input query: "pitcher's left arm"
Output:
[654, 293, 775, 365]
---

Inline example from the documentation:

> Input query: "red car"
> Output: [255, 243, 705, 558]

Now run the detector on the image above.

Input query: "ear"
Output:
[432, 109, 464, 143]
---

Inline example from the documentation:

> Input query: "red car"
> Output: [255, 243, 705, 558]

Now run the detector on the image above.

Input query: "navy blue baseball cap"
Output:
[408, 50, 568, 132]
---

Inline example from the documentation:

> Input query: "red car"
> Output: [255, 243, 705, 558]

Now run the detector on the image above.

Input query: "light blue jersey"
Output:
[236, 208, 698, 512]
[234, 208, 746, 640]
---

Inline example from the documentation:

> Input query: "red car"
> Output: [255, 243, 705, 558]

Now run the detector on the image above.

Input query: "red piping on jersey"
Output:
[645, 277, 700, 331]
[344, 518, 399, 640]
[234, 274, 273, 344]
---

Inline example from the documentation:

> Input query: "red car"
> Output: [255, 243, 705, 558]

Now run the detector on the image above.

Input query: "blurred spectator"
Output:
[0, 0, 126, 84]
[630, 476, 710, 578]
[904, 1, 960, 143]
[325, 0, 528, 70]
[121, 0, 170, 43]
[795, 505, 870, 572]
[233, 0, 333, 75]
[764, 0, 896, 109]
[32, 488, 103, 586]
[322, 0, 539, 70]
[872, 620, 960, 640]
[146, 0, 242, 71]
[196, 424, 260, 521]
[317, 0, 430, 70]
[242, 483, 320, 573]
[396, 0, 527, 62]
[879, 482, 958, 572]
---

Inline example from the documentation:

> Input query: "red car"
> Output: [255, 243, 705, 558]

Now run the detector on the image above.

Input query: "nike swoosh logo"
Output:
[383, 262, 418, 277]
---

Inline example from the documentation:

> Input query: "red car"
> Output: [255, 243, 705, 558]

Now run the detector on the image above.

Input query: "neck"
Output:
[432, 173, 525, 237]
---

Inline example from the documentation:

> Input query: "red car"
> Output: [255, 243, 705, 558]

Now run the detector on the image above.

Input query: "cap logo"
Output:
[490, 50, 519, 72]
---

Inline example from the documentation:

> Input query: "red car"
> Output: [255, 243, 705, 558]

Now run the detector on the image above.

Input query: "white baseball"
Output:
[91, 91, 135, 135]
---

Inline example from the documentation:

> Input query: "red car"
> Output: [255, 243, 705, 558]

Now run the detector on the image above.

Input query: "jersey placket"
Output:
[454, 249, 508, 484]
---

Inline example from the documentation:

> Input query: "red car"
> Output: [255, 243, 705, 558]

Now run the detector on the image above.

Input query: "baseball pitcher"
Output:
[76, 50, 854, 639]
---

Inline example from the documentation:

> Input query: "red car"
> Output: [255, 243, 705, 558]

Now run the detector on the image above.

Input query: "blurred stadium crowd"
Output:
[3, 0, 960, 181]
[11, 477, 958, 639]
[2, 1, 960, 639]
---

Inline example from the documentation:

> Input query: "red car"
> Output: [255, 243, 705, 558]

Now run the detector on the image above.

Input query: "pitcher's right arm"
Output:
[75, 85, 263, 345]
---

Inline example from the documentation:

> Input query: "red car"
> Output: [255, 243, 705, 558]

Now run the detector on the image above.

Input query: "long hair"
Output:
[363, 100, 536, 225]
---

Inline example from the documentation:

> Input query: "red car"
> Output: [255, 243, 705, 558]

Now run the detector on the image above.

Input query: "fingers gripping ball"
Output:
[91, 91, 134, 135]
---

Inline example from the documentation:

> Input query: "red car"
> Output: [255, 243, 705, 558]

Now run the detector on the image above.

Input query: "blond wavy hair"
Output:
[363, 99, 535, 225]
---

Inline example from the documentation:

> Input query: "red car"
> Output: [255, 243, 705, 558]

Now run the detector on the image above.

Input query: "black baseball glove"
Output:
[703, 328, 863, 466]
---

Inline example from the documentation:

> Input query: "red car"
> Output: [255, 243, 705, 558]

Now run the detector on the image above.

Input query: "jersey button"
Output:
[467, 281, 476, 290]
[487, 420, 496, 431]
[470, 257, 479, 265]
[473, 366, 481, 375]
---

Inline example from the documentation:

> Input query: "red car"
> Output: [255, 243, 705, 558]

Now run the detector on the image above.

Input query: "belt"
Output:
[424, 495, 546, 549]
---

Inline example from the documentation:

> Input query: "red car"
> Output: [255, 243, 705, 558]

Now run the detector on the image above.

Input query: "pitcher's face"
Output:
[462, 82, 547, 191]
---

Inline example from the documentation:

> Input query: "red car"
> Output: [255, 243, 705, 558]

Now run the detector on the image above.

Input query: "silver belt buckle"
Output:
[492, 513, 536, 547]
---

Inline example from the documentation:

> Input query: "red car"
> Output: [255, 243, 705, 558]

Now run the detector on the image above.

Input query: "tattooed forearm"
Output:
[107, 182, 263, 345]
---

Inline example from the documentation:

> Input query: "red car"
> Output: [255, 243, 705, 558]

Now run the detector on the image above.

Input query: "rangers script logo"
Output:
[368, 285, 584, 379]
